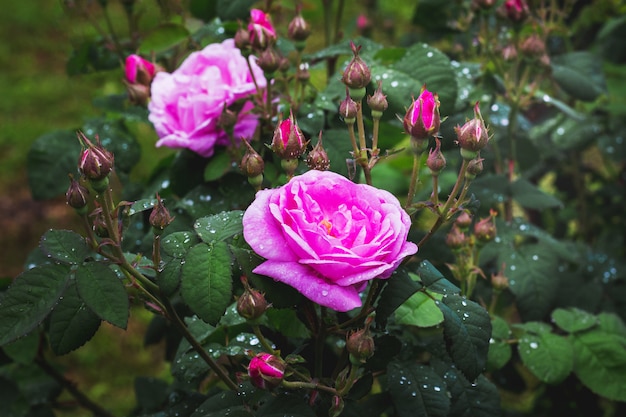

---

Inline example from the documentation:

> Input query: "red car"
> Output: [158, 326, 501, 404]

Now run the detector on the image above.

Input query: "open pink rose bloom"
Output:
[243, 170, 418, 312]
[148, 39, 266, 158]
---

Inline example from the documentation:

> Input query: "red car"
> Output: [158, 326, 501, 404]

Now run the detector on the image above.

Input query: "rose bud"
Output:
[237, 276, 269, 320]
[125, 54, 156, 86]
[306, 132, 330, 171]
[465, 156, 484, 180]
[77, 132, 114, 190]
[234, 24, 251, 51]
[65, 174, 90, 214]
[474, 210, 497, 243]
[346, 327, 375, 364]
[499, 0, 530, 23]
[287, 6, 311, 44]
[149, 194, 174, 235]
[341, 42, 371, 100]
[446, 224, 467, 250]
[403, 86, 441, 145]
[247, 353, 286, 390]
[455, 211, 473, 230]
[248, 9, 277, 50]
[455, 102, 490, 160]
[91, 206, 109, 238]
[501, 44, 518, 61]
[520, 34, 546, 58]
[367, 80, 388, 119]
[257, 46, 282, 75]
[426, 138, 446, 175]
[491, 268, 509, 291]
[339, 90, 358, 124]
[271, 111, 307, 160]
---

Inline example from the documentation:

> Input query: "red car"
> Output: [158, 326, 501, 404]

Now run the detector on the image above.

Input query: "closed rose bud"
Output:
[502, 44, 518, 61]
[248, 353, 285, 390]
[346, 327, 375, 364]
[465, 156, 484, 179]
[403, 86, 441, 141]
[446, 224, 467, 249]
[271, 111, 307, 159]
[474, 210, 497, 243]
[339, 91, 358, 124]
[520, 34, 545, 58]
[287, 7, 311, 43]
[499, 0, 529, 23]
[491, 269, 509, 290]
[306, 133, 330, 171]
[125, 54, 156, 86]
[367, 80, 388, 119]
[237, 277, 269, 320]
[342, 42, 371, 99]
[427, 138, 446, 175]
[248, 9, 277, 50]
[240, 140, 265, 178]
[455, 102, 489, 160]
[125, 82, 151, 106]
[78, 132, 114, 186]
[234, 25, 251, 50]
[257, 46, 282, 75]
[149, 194, 173, 234]
[455, 211, 473, 230]
[65, 174, 90, 213]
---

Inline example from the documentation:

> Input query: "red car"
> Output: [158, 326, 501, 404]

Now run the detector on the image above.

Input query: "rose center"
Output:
[319, 219, 334, 236]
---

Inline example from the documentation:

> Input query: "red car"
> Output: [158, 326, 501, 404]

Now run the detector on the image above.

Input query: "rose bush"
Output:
[243, 170, 418, 312]
[148, 39, 266, 157]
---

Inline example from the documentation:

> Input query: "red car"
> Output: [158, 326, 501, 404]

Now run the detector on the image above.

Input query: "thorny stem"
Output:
[314, 306, 327, 378]
[162, 298, 240, 391]
[282, 380, 338, 396]
[347, 122, 360, 157]
[252, 324, 276, 354]
[406, 152, 422, 208]
[35, 356, 115, 417]
[431, 175, 440, 207]
[355, 103, 373, 185]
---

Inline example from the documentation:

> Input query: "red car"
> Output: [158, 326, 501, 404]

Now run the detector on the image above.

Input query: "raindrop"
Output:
[532, 255, 539, 261]
[426, 51, 434, 58]
[510, 265, 516, 271]
[390, 81, 399, 88]
[529, 342, 538, 349]
[321, 290, 329, 297]
[434, 386, 441, 392]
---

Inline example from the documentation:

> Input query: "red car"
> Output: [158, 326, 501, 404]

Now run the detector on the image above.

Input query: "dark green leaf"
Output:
[551, 52, 606, 102]
[126, 198, 158, 216]
[256, 392, 316, 417]
[194, 211, 244, 244]
[75, 262, 129, 329]
[265, 309, 310, 339]
[27, 130, 82, 200]
[388, 362, 450, 417]
[216, 0, 257, 21]
[134, 377, 169, 413]
[304, 36, 383, 62]
[376, 267, 423, 326]
[2, 331, 39, 364]
[204, 151, 235, 182]
[417, 260, 460, 295]
[518, 332, 573, 384]
[439, 294, 492, 381]
[0, 264, 71, 346]
[139, 23, 189, 54]
[162, 231, 200, 258]
[181, 242, 233, 325]
[510, 179, 563, 210]
[552, 307, 598, 333]
[189, 0, 217, 21]
[572, 329, 626, 401]
[159, 259, 184, 296]
[81, 118, 141, 176]
[487, 316, 512, 370]
[40, 230, 90, 265]
[48, 281, 101, 355]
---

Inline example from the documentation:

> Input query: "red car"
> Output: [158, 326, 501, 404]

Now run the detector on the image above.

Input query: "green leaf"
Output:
[551, 51, 606, 102]
[158, 259, 184, 296]
[27, 130, 82, 200]
[126, 198, 158, 216]
[0, 264, 71, 346]
[75, 262, 129, 329]
[192, 389, 254, 417]
[317, 129, 359, 178]
[216, 0, 257, 21]
[40, 230, 90, 264]
[388, 362, 450, 417]
[2, 331, 39, 364]
[390, 43, 458, 117]
[162, 231, 200, 258]
[572, 329, 626, 401]
[139, 23, 189, 54]
[189, 0, 217, 21]
[552, 307, 598, 333]
[518, 332, 573, 384]
[487, 316, 512, 371]
[194, 211, 244, 244]
[416, 260, 460, 295]
[395, 291, 444, 328]
[439, 294, 492, 381]
[265, 309, 310, 339]
[181, 242, 233, 325]
[256, 392, 317, 417]
[48, 281, 101, 355]
[134, 377, 169, 413]
[510, 179, 563, 210]
[376, 268, 423, 326]
[204, 151, 235, 182]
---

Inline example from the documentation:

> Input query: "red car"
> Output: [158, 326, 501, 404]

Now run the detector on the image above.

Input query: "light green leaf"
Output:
[75, 262, 129, 329]
[181, 242, 233, 325]
[204, 151, 234, 182]
[552, 307, 598, 333]
[518, 332, 573, 384]
[395, 291, 443, 328]
[0, 264, 71, 346]
[551, 51, 606, 102]
[139, 23, 189, 54]
[161, 231, 199, 259]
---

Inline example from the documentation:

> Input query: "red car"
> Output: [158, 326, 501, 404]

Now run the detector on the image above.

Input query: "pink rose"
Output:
[247, 353, 285, 390]
[148, 39, 266, 158]
[403, 86, 441, 140]
[125, 54, 156, 85]
[243, 170, 418, 312]
[248, 9, 276, 49]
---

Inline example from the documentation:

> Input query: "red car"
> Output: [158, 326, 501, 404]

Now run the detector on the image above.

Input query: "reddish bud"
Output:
[367, 80, 388, 118]
[465, 156, 484, 179]
[346, 327, 375, 364]
[237, 277, 269, 320]
[240, 140, 265, 178]
[491, 267, 509, 290]
[65, 174, 90, 212]
[248, 9, 277, 50]
[455, 212, 473, 230]
[257, 46, 282, 74]
[474, 210, 497, 243]
[455, 102, 489, 159]
[403, 86, 441, 141]
[306, 132, 330, 171]
[520, 34, 546, 58]
[287, 7, 311, 42]
[341, 42, 371, 93]
[248, 353, 285, 390]
[234, 25, 251, 50]
[125, 54, 156, 86]
[446, 224, 467, 250]
[149, 194, 174, 234]
[339, 90, 358, 124]
[502, 44, 518, 61]
[499, 0, 529, 23]
[78, 132, 114, 182]
[271, 111, 307, 159]
[426, 138, 446, 175]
